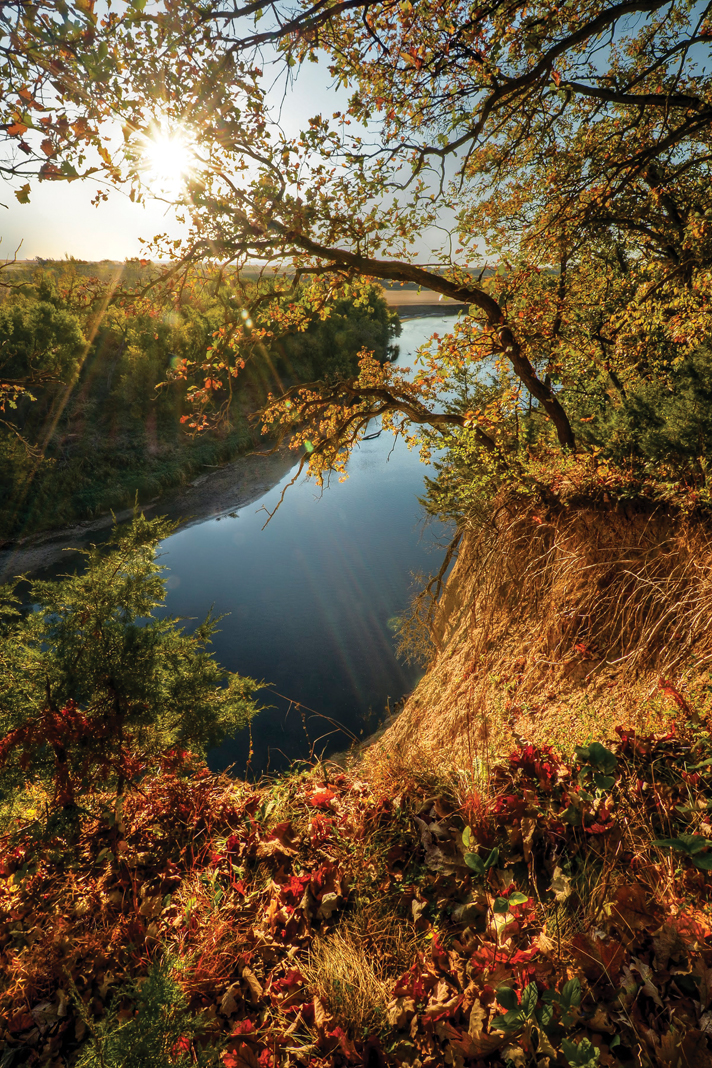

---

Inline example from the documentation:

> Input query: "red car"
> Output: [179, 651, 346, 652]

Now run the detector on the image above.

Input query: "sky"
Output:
[2, 57, 351, 262]
[2, 49, 457, 265]
[3, 177, 187, 261]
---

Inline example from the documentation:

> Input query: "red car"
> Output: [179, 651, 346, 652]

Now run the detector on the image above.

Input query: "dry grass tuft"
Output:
[303, 901, 419, 1038]
[357, 733, 479, 803]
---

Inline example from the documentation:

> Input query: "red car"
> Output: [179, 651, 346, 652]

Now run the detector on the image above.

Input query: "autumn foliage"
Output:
[2, 709, 712, 1066]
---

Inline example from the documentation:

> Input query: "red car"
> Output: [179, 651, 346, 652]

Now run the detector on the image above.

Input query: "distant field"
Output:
[1, 260, 470, 311]
[382, 289, 466, 309]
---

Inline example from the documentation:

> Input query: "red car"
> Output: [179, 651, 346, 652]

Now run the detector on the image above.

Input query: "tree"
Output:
[3, 0, 712, 509]
[0, 269, 85, 448]
[0, 514, 259, 816]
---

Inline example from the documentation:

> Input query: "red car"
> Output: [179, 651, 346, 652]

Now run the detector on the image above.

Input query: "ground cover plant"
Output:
[0, 514, 260, 820]
[2, 695, 712, 1067]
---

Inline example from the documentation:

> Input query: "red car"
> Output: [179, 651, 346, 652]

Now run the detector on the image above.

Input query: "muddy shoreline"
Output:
[0, 447, 298, 581]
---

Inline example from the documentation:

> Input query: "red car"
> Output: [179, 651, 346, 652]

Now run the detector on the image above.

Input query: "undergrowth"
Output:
[2, 711, 712, 1068]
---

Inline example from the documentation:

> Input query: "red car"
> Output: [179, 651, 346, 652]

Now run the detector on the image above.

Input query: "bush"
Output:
[0, 513, 259, 817]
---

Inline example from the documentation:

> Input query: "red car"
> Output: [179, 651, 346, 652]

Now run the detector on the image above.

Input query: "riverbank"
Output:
[0, 446, 297, 580]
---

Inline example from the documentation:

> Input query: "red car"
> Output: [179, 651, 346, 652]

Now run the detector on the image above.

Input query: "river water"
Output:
[158, 315, 453, 775]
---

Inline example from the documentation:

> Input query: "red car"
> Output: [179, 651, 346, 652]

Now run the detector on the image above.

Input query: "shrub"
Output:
[0, 513, 259, 817]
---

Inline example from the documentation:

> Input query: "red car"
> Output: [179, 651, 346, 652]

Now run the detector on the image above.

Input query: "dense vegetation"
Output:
[0, 264, 398, 543]
[3, 2, 712, 1066]
[2, 617, 712, 1068]
[0, 515, 260, 819]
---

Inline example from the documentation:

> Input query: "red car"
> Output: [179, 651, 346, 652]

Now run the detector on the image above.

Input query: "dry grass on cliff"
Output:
[381, 500, 712, 766]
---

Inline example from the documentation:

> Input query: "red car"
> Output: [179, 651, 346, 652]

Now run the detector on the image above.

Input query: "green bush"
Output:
[0, 514, 259, 815]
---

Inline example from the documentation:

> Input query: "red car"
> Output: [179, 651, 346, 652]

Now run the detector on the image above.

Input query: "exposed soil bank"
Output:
[0, 447, 297, 581]
[374, 501, 712, 764]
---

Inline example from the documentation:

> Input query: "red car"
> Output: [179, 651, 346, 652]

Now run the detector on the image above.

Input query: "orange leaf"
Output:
[309, 787, 338, 808]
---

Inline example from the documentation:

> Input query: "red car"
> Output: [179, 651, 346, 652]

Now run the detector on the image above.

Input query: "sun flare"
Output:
[139, 127, 196, 195]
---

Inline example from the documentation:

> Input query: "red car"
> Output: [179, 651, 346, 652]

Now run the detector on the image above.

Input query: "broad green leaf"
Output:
[575, 742, 617, 775]
[520, 982, 538, 1017]
[652, 837, 691, 851]
[464, 852, 485, 875]
[493, 896, 509, 914]
[508, 890, 529, 905]
[495, 986, 519, 1012]
[561, 977, 582, 1008]
[653, 835, 712, 855]
[492, 1008, 524, 1032]
[561, 1035, 601, 1066]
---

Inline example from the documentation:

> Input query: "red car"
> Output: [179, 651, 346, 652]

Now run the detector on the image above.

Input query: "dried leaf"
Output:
[220, 983, 241, 1016]
[571, 933, 626, 982]
[386, 996, 416, 1028]
[241, 967, 263, 1004]
[549, 866, 573, 902]
[468, 998, 486, 1038]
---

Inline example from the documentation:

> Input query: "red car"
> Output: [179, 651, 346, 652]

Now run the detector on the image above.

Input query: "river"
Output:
[159, 315, 453, 774]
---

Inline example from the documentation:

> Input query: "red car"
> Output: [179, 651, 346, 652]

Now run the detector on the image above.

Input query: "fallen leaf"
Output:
[571, 933, 626, 982]
[221, 982, 241, 1016]
[386, 996, 416, 1028]
[468, 998, 486, 1038]
[242, 967, 263, 1003]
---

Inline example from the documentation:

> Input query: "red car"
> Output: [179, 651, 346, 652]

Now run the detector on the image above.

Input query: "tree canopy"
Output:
[4, 0, 712, 512]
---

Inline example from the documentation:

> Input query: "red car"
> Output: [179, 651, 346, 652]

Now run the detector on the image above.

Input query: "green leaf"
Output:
[493, 896, 510, 913]
[653, 834, 712, 855]
[492, 1008, 524, 1032]
[575, 741, 617, 775]
[681, 834, 712, 854]
[462, 825, 473, 850]
[464, 852, 485, 875]
[652, 837, 691, 851]
[687, 757, 712, 771]
[562, 1036, 600, 1066]
[495, 986, 519, 1012]
[536, 1002, 554, 1028]
[693, 853, 712, 870]
[520, 982, 538, 1017]
[508, 890, 529, 905]
[484, 846, 500, 870]
[560, 977, 582, 1008]
[561, 805, 581, 826]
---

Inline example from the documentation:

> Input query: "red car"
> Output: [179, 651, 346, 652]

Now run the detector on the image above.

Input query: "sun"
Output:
[139, 127, 196, 195]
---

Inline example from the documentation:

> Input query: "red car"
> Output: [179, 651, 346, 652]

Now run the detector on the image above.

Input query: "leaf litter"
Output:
[1, 717, 712, 1067]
